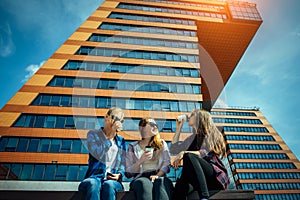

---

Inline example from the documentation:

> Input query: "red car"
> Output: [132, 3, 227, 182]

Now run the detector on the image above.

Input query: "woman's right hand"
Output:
[172, 151, 185, 169]
[175, 118, 184, 133]
[139, 151, 152, 164]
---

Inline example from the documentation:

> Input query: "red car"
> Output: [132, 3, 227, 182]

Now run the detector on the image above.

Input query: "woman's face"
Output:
[140, 122, 158, 138]
[188, 112, 196, 127]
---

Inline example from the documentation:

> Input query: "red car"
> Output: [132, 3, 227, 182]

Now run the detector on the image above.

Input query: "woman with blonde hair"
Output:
[126, 117, 173, 200]
[170, 109, 229, 200]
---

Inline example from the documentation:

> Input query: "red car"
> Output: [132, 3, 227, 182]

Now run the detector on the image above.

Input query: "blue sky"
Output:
[0, 0, 299, 160]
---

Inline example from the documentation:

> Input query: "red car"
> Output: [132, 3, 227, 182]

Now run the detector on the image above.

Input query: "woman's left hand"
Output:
[172, 151, 185, 169]
[107, 173, 121, 181]
[150, 175, 159, 182]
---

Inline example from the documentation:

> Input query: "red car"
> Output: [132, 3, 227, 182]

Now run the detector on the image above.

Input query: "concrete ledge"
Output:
[0, 190, 255, 200]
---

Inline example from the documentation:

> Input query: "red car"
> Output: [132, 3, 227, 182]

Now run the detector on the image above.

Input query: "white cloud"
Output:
[22, 61, 45, 82]
[0, 23, 15, 57]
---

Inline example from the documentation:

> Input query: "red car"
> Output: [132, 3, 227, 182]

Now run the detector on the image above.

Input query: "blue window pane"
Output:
[76, 117, 86, 129]
[65, 79, 73, 87]
[50, 96, 60, 106]
[32, 95, 42, 105]
[8, 164, 22, 180]
[24, 115, 35, 127]
[40, 95, 50, 106]
[44, 165, 56, 180]
[185, 85, 193, 94]
[14, 115, 26, 127]
[135, 100, 143, 110]
[5, 138, 18, 152]
[72, 140, 82, 153]
[61, 140, 72, 153]
[20, 164, 33, 180]
[191, 70, 199, 77]
[187, 102, 195, 111]
[45, 116, 55, 128]
[179, 102, 187, 112]
[81, 144, 89, 154]
[0, 137, 8, 151]
[170, 101, 179, 112]
[50, 139, 61, 153]
[55, 116, 66, 128]
[61, 96, 71, 106]
[65, 117, 75, 129]
[32, 165, 44, 180]
[144, 100, 152, 110]
[193, 85, 200, 94]
[28, 139, 39, 152]
[16, 138, 29, 152]
[39, 139, 50, 152]
[56, 165, 67, 180]
[78, 166, 88, 180]
[177, 85, 185, 93]
[68, 165, 78, 181]
[34, 115, 45, 128]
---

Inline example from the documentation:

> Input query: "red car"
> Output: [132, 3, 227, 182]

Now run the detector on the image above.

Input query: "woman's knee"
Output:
[183, 152, 196, 162]
[102, 180, 115, 190]
[80, 178, 100, 191]
[131, 177, 152, 190]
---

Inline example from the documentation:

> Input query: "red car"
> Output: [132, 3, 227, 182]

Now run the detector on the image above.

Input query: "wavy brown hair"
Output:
[192, 109, 226, 158]
[139, 117, 163, 151]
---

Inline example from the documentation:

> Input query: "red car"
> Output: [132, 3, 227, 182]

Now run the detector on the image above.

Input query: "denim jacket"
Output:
[84, 129, 126, 183]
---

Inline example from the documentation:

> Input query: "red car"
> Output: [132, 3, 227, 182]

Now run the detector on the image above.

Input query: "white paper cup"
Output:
[177, 114, 188, 122]
[145, 146, 154, 159]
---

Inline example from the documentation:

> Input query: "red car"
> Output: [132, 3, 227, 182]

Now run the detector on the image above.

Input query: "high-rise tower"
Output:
[0, 0, 299, 199]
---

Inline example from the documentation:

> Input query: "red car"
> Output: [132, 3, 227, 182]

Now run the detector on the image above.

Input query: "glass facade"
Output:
[117, 3, 227, 19]
[228, 153, 289, 160]
[242, 183, 300, 190]
[13, 114, 192, 133]
[76, 47, 199, 63]
[48, 76, 201, 94]
[0, 137, 88, 154]
[89, 34, 198, 49]
[31, 94, 201, 112]
[99, 23, 197, 37]
[211, 111, 256, 116]
[109, 12, 196, 25]
[228, 2, 262, 21]
[144, 0, 225, 10]
[227, 144, 281, 150]
[237, 172, 300, 180]
[232, 162, 296, 170]
[213, 118, 262, 124]
[223, 126, 268, 132]
[225, 135, 274, 141]
[62, 61, 200, 78]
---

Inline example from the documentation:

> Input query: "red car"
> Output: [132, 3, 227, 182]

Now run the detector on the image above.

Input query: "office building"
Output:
[0, 0, 298, 199]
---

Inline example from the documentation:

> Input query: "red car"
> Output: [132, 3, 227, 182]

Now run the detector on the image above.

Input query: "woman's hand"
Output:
[175, 118, 184, 132]
[107, 173, 121, 181]
[139, 151, 152, 164]
[150, 175, 159, 182]
[172, 151, 185, 169]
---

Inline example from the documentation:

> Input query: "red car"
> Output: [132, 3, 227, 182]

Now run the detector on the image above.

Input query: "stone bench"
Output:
[70, 189, 255, 200]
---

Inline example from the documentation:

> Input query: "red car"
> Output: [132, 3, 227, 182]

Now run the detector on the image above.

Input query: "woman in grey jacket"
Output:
[125, 117, 173, 200]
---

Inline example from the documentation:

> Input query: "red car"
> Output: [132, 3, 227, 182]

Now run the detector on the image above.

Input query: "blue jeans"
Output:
[78, 177, 124, 200]
[130, 177, 173, 200]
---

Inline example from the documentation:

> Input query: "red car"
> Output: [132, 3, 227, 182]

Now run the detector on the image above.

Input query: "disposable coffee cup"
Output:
[177, 114, 188, 122]
[116, 125, 122, 132]
[145, 146, 154, 159]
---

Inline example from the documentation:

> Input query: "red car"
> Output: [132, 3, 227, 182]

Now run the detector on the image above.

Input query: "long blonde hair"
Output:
[192, 109, 226, 158]
[139, 117, 163, 151]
